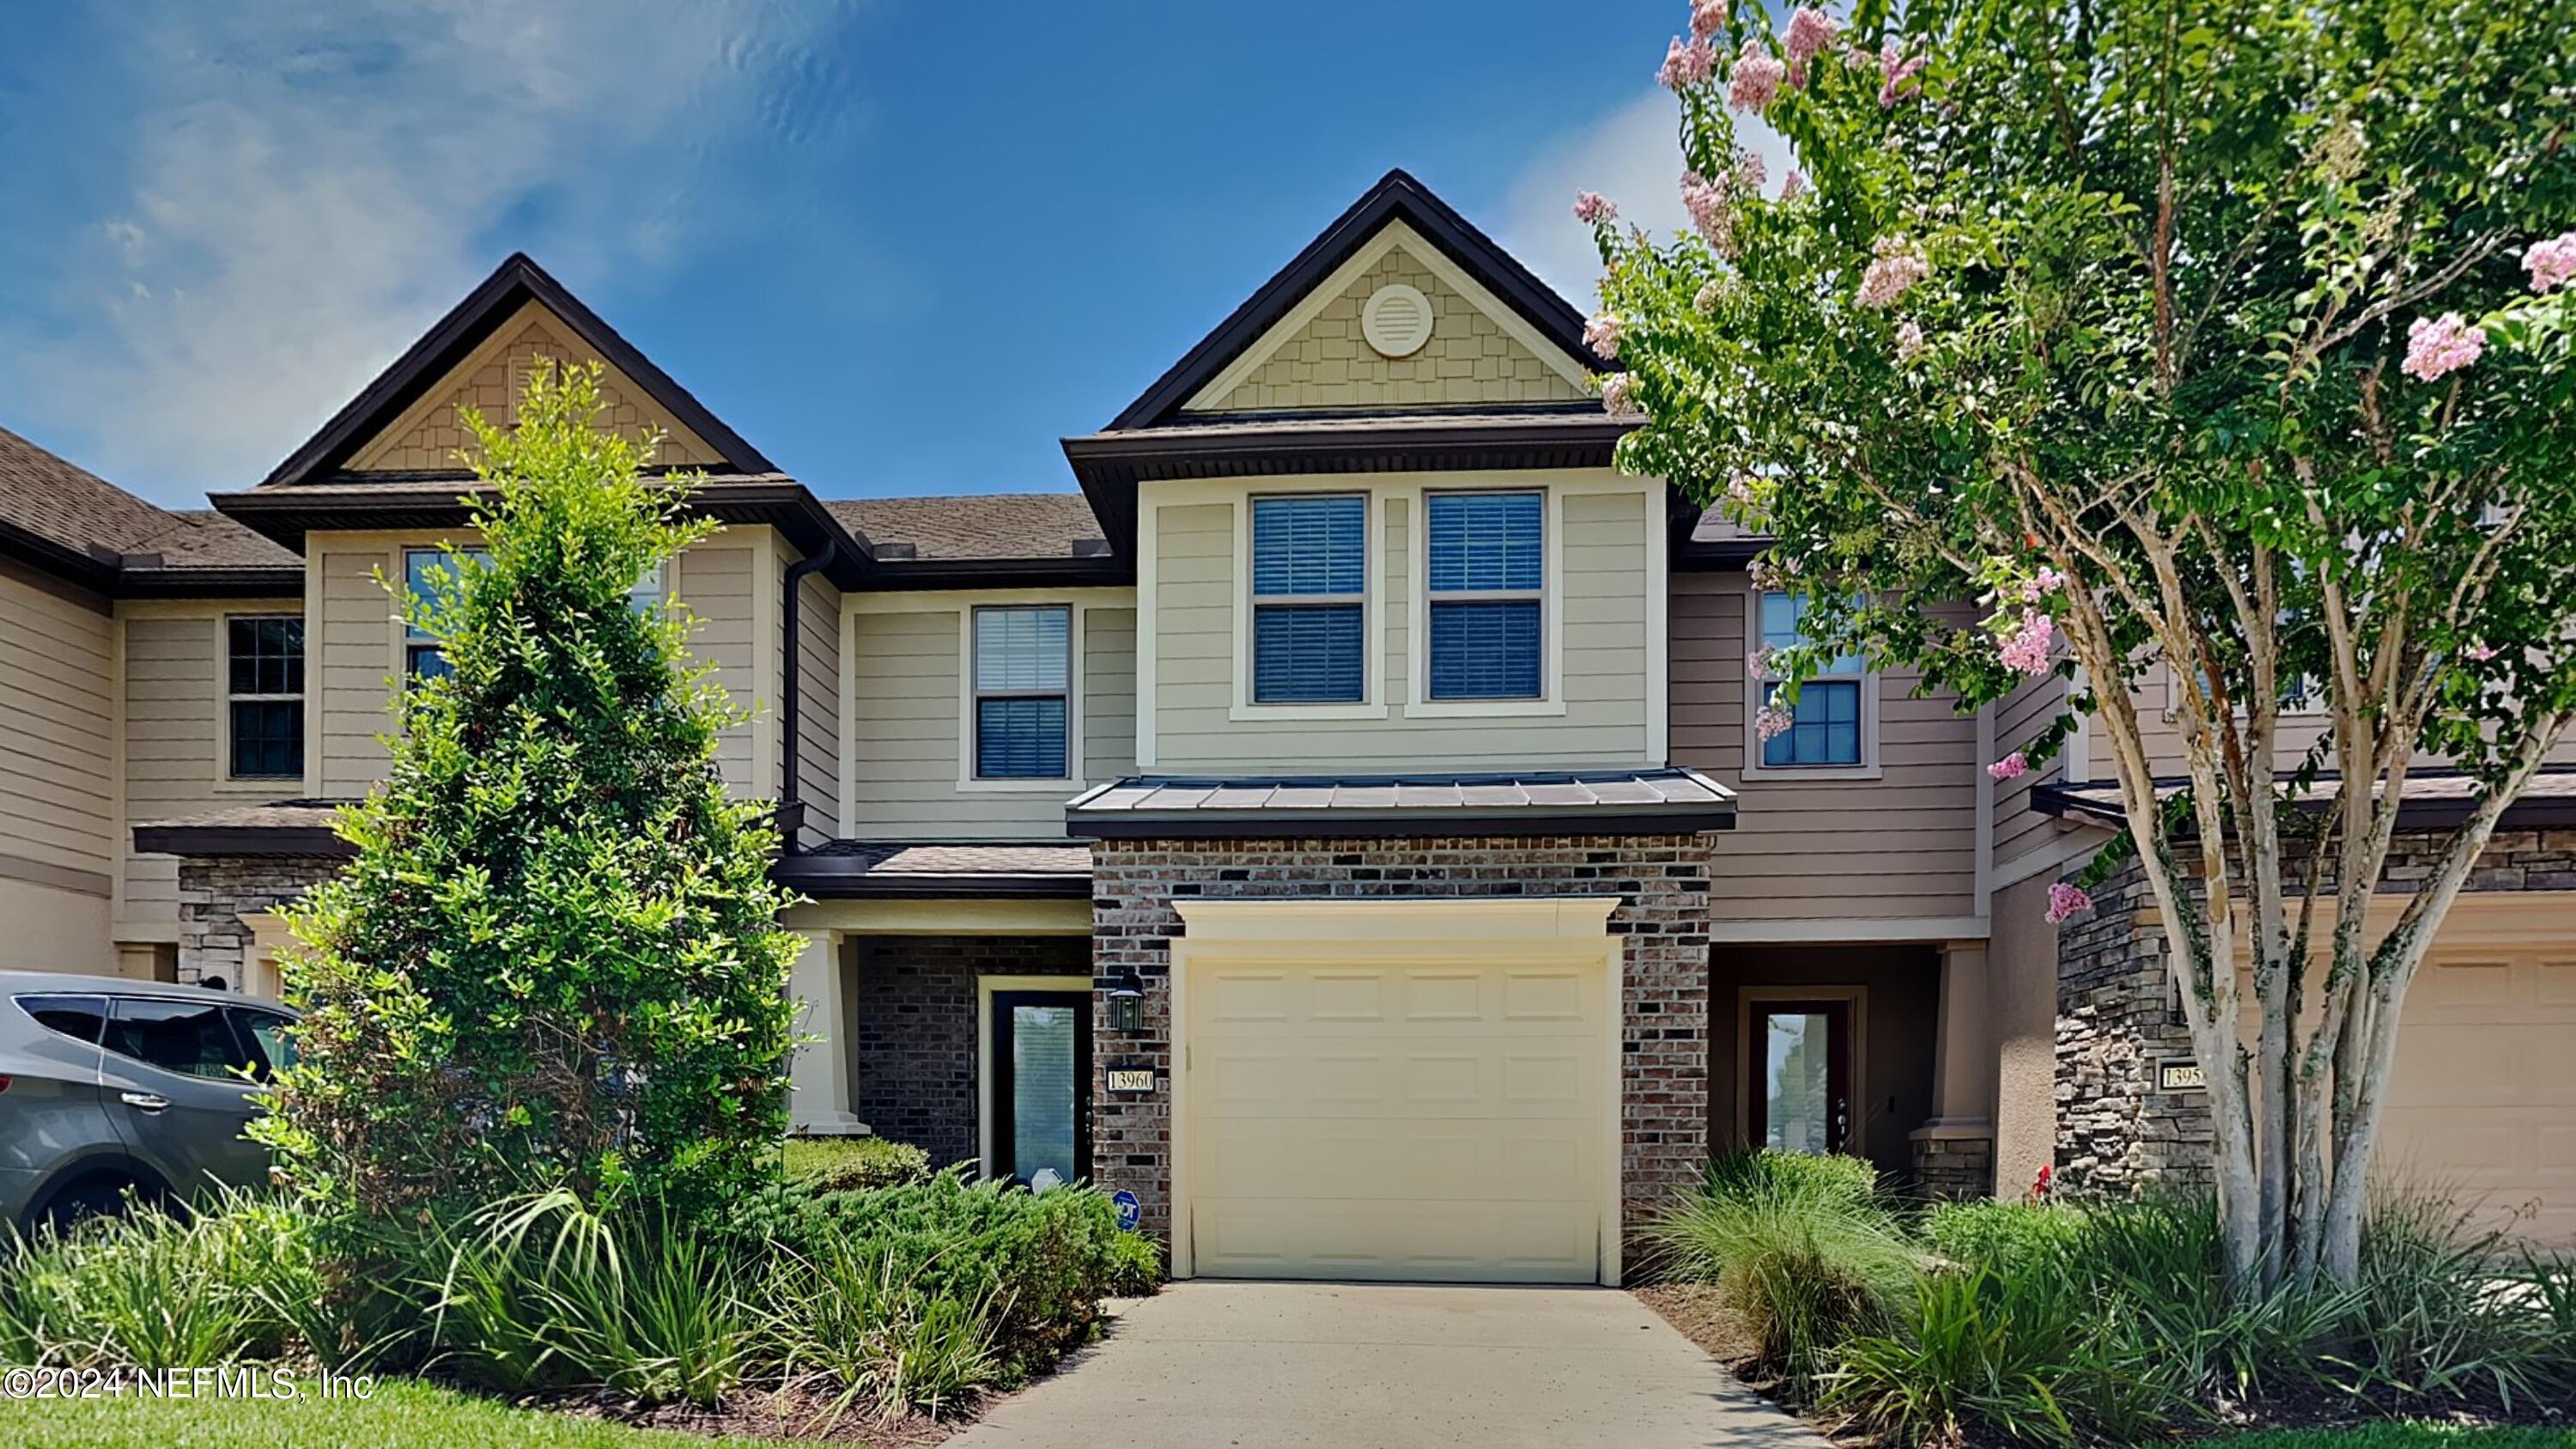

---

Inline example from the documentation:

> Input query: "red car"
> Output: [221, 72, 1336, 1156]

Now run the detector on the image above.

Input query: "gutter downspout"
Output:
[777, 538, 841, 854]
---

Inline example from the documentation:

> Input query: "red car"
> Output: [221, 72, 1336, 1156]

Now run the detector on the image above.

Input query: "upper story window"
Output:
[1426, 490, 1543, 700]
[974, 606, 1071, 779]
[1759, 592, 1867, 768]
[1250, 494, 1367, 703]
[629, 560, 666, 615]
[405, 547, 489, 679]
[226, 617, 304, 780]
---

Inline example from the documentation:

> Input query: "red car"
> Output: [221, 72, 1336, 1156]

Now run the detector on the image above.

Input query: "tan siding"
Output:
[318, 545, 398, 797]
[793, 571, 841, 844]
[1672, 571, 1980, 922]
[1993, 670, 2069, 864]
[1084, 607, 1139, 786]
[0, 570, 116, 877]
[677, 541, 759, 795]
[120, 613, 216, 921]
[348, 300, 723, 472]
[1187, 245, 1587, 412]
[1147, 480, 1654, 773]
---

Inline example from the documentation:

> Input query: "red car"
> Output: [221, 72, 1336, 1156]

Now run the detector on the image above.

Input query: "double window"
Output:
[1250, 495, 1368, 703]
[974, 606, 1071, 779]
[1426, 490, 1544, 700]
[226, 617, 304, 780]
[1759, 592, 1867, 768]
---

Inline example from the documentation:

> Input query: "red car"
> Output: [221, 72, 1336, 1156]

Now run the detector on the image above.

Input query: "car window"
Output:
[103, 995, 254, 1081]
[14, 994, 108, 1045]
[228, 1009, 296, 1081]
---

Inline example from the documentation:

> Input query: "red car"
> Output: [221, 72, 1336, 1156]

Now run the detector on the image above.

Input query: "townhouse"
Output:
[3, 170, 2567, 1280]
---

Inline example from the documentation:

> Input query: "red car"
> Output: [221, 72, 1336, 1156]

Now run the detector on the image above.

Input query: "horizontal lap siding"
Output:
[794, 571, 841, 844]
[0, 572, 115, 876]
[1992, 669, 2068, 864]
[319, 546, 397, 797]
[1084, 608, 1139, 786]
[1150, 482, 1652, 771]
[1671, 571, 1978, 922]
[678, 542, 758, 796]
[121, 613, 222, 921]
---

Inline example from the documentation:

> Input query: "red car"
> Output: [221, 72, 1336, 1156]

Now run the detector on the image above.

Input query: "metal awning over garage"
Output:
[1063, 767, 1735, 840]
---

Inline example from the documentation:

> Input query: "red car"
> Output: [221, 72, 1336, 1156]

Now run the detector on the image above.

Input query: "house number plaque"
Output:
[2158, 1060, 2207, 1091]
[1106, 1068, 1157, 1093]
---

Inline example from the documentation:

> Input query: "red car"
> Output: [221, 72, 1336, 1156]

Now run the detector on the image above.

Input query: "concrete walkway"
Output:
[950, 1281, 1834, 1449]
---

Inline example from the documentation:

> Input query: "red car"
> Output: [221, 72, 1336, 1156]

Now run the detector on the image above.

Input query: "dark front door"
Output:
[1749, 999, 1853, 1155]
[990, 990, 1091, 1186]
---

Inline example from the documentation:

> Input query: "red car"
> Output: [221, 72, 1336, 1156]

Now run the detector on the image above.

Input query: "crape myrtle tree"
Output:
[1585, 0, 2575, 1287]
[256, 363, 804, 1222]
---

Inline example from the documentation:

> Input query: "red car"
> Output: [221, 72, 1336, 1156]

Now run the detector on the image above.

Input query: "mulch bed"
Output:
[562, 1385, 973, 1446]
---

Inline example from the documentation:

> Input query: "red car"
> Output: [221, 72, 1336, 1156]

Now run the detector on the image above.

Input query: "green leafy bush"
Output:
[783, 1136, 931, 1193]
[1923, 1198, 2087, 1273]
[0, 1190, 324, 1370]
[258, 362, 801, 1224]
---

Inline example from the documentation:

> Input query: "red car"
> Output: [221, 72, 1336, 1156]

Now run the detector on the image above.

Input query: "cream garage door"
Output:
[2382, 946, 2576, 1245]
[1184, 954, 1611, 1283]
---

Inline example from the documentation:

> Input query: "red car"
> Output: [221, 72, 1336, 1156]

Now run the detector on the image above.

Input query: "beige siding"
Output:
[348, 301, 724, 472]
[793, 570, 841, 844]
[0, 569, 117, 884]
[677, 540, 761, 795]
[1146, 478, 1656, 773]
[844, 600, 1133, 838]
[1992, 669, 2069, 865]
[1672, 570, 1981, 922]
[1186, 244, 1587, 413]
[318, 544, 398, 797]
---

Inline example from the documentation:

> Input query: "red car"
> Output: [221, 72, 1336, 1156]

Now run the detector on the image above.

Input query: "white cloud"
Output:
[1496, 88, 1797, 314]
[5, 1, 855, 503]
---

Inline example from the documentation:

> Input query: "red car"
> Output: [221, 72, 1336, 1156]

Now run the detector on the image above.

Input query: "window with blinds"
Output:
[974, 606, 1071, 779]
[1760, 591, 1868, 767]
[1250, 495, 1367, 703]
[1426, 491, 1544, 700]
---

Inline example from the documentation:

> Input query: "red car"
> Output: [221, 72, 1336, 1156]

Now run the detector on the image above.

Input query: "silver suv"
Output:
[0, 972, 297, 1235]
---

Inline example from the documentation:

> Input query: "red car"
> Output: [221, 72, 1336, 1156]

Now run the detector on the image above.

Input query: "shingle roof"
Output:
[769, 838, 1094, 899]
[827, 494, 1103, 563]
[2034, 768, 2576, 832]
[1066, 768, 1736, 839]
[0, 423, 192, 561]
[131, 801, 355, 857]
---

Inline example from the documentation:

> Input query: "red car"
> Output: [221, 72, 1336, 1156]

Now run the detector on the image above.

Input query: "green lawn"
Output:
[4, 1376, 803, 1448]
[2200, 1428, 2576, 1448]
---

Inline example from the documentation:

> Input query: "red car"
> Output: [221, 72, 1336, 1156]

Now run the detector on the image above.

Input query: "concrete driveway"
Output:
[949, 1281, 1832, 1449]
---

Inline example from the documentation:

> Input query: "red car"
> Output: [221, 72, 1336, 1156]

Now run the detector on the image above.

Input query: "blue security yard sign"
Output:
[1112, 1189, 1143, 1233]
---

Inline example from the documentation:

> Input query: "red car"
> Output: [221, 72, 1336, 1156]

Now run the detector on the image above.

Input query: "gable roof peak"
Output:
[1103, 167, 1595, 431]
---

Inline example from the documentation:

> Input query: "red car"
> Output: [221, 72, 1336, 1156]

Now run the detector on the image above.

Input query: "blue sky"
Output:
[0, 1, 1711, 508]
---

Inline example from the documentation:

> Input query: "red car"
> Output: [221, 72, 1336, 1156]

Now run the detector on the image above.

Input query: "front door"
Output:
[1749, 999, 1853, 1155]
[989, 990, 1091, 1186]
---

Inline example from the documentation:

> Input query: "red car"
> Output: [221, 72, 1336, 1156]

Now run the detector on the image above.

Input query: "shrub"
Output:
[783, 1136, 930, 1194]
[764, 1237, 1002, 1423]
[0, 1190, 322, 1370]
[1648, 1150, 1922, 1396]
[1923, 1199, 2086, 1273]
[2333, 1192, 2557, 1409]
[259, 362, 802, 1225]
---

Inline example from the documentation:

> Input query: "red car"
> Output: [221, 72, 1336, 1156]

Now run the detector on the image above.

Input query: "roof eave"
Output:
[1065, 805, 1737, 842]
[767, 859, 1094, 898]
[131, 823, 355, 858]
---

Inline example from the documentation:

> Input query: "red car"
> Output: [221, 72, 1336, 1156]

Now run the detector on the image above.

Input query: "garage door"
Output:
[2383, 947, 2576, 1244]
[1184, 955, 1611, 1283]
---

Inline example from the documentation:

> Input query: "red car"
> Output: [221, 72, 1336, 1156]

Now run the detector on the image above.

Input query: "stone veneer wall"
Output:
[1914, 1135, 1996, 1200]
[851, 934, 1091, 1171]
[1088, 833, 1715, 1271]
[2056, 828, 2576, 1193]
[174, 855, 345, 986]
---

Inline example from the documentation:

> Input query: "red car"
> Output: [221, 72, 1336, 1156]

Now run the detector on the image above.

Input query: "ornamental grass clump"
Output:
[254, 362, 802, 1226]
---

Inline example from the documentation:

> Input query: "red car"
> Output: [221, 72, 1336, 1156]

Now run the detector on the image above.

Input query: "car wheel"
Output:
[33, 1174, 151, 1237]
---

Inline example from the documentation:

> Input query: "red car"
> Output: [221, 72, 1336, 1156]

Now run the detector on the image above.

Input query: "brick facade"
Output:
[850, 934, 1090, 1170]
[1087, 833, 1715, 1271]
[2054, 830, 2576, 1193]
[174, 855, 343, 987]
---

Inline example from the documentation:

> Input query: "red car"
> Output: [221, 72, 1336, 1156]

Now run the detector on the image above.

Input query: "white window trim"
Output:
[1230, 490, 1387, 721]
[399, 545, 489, 685]
[1406, 486, 1566, 719]
[2162, 662, 2328, 719]
[975, 973, 1095, 1180]
[957, 603, 1086, 793]
[219, 612, 307, 788]
[1739, 580, 1882, 781]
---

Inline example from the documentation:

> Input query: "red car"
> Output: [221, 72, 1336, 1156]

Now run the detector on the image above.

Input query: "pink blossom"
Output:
[1690, 0, 1726, 40]
[1780, 169, 1807, 201]
[1730, 40, 1788, 111]
[1998, 608, 2056, 675]
[1600, 373, 1644, 420]
[2044, 881, 2094, 924]
[1987, 752, 2029, 781]
[2525, 231, 2576, 294]
[2402, 313, 2485, 382]
[1895, 320, 1925, 362]
[1693, 278, 1722, 314]
[1660, 35, 1716, 90]
[1856, 235, 1929, 308]
[2017, 567, 2068, 603]
[1681, 171, 1736, 258]
[1754, 704, 1795, 741]
[1573, 191, 1618, 224]
[1746, 646, 1774, 680]
[1734, 151, 1767, 192]
[2467, 642, 2500, 662]
[1878, 43, 1926, 107]
[1723, 471, 1763, 510]
[1583, 313, 1624, 361]
[1783, 7, 1838, 66]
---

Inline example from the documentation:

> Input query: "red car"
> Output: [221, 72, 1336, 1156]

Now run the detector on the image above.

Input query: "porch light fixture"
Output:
[1107, 966, 1145, 1033]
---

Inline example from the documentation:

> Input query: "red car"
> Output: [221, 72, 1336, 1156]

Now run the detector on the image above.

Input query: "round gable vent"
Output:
[1361, 283, 1435, 358]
